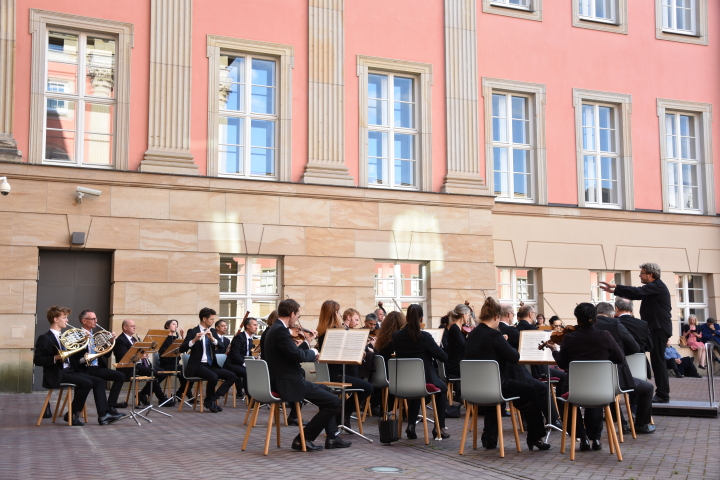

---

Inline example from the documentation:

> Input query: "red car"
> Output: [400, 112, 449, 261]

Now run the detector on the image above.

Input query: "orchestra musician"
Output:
[179, 308, 237, 413]
[465, 298, 551, 451]
[72, 310, 127, 413]
[372, 310, 406, 415]
[258, 310, 279, 360]
[33, 306, 122, 426]
[114, 319, 174, 407]
[363, 313, 378, 331]
[445, 304, 470, 401]
[224, 316, 259, 400]
[158, 319, 192, 400]
[392, 304, 450, 440]
[211, 319, 231, 354]
[316, 303, 374, 429]
[263, 299, 351, 451]
[374, 304, 386, 329]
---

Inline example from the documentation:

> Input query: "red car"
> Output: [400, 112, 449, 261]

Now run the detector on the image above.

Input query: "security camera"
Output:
[0, 177, 10, 196]
[76, 186, 102, 204]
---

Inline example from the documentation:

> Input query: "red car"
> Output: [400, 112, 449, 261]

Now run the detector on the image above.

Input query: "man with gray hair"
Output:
[615, 298, 653, 353]
[599, 263, 672, 403]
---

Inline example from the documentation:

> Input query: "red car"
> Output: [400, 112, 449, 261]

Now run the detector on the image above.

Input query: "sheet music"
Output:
[319, 329, 367, 364]
[518, 330, 553, 362]
[424, 328, 444, 346]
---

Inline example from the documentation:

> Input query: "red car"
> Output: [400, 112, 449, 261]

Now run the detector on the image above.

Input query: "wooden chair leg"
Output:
[605, 409, 616, 454]
[198, 382, 204, 413]
[605, 405, 622, 461]
[244, 398, 255, 425]
[67, 388, 73, 426]
[353, 392, 364, 435]
[551, 384, 560, 414]
[52, 388, 64, 423]
[281, 402, 288, 426]
[570, 405, 577, 461]
[241, 401, 261, 451]
[447, 382, 453, 404]
[362, 398, 370, 422]
[296, 402, 307, 452]
[516, 408, 525, 433]
[459, 402, 472, 455]
[275, 402, 282, 447]
[430, 394, 441, 440]
[560, 401, 570, 454]
[37, 390, 53, 426]
[264, 403, 276, 455]
[233, 384, 237, 408]
[623, 393, 636, 439]
[420, 398, 429, 444]
[394, 398, 401, 439]
[178, 381, 190, 412]
[650, 416, 654, 425]
[472, 405, 478, 450]
[614, 397, 624, 443]
[468, 402, 473, 432]
[403, 399, 409, 420]
[496, 404, 505, 458]
[509, 401, 521, 452]
[381, 389, 388, 419]
[82, 404, 88, 423]
[59, 389, 69, 421]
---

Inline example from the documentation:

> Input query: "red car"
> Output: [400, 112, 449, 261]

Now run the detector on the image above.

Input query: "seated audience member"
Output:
[665, 341, 702, 378]
[681, 315, 707, 369]
[699, 318, 720, 364]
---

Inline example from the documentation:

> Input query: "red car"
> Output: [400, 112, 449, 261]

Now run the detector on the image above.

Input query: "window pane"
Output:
[219, 117, 243, 174]
[667, 162, 678, 209]
[679, 115, 695, 160]
[394, 101, 413, 129]
[46, 99, 76, 161]
[394, 160, 414, 187]
[252, 59, 275, 86]
[368, 131, 388, 185]
[220, 55, 245, 112]
[220, 145, 242, 174]
[251, 258, 278, 294]
[599, 106, 614, 152]
[83, 134, 112, 165]
[513, 149, 530, 199]
[493, 147, 509, 196]
[582, 105, 595, 150]
[511, 96, 528, 144]
[368, 74, 388, 126]
[85, 37, 116, 97]
[600, 157, 617, 204]
[374, 262, 396, 296]
[219, 299, 246, 321]
[665, 114, 676, 159]
[394, 77, 413, 102]
[250, 148, 274, 176]
[400, 263, 422, 297]
[251, 60, 276, 114]
[251, 119, 274, 148]
[84, 103, 114, 134]
[47, 32, 78, 94]
[220, 256, 246, 293]
[219, 117, 244, 146]
[492, 94, 507, 142]
[250, 120, 275, 175]
[584, 155, 597, 179]
[681, 163, 698, 209]
[46, 129, 76, 161]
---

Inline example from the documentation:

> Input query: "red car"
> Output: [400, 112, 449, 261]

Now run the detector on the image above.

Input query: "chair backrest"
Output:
[626, 353, 647, 380]
[437, 360, 448, 382]
[215, 353, 227, 368]
[612, 364, 623, 395]
[388, 358, 428, 399]
[314, 361, 331, 383]
[245, 359, 279, 404]
[151, 352, 161, 368]
[370, 355, 389, 388]
[567, 361, 616, 407]
[460, 360, 505, 406]
[180, 354, 190, 379]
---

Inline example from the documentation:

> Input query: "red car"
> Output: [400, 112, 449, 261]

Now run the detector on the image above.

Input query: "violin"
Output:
[538, 325, 577, 350]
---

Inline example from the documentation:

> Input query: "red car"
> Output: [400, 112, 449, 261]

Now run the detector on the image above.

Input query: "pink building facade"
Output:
[0, 0, 718, 391]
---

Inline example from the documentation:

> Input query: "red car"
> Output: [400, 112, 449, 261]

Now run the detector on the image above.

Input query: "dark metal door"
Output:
[33, 251, 112, 390]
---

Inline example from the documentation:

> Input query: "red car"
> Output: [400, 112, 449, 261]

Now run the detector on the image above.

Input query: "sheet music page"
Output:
[319, 329, 366, 364]
[518, 331, 553, 362]
[424, 329, 444, 346]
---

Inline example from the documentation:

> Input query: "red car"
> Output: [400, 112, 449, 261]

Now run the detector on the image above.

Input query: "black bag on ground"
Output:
[378, 414, 400, 444]
[445, 404, 462, 418]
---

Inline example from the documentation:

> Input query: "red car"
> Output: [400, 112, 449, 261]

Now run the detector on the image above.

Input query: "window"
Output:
[483, 0, 542, 21]
[655, 0, 708, 45]
[219, 256, 280, 334]
[674, 273, 708, 323]
[483, 78, 547, 205]
[573, 0, 628, 34]
[374, 261, 427, 315]
[206, 36, 293, 180]
[573, 90, 633, 210]
[357, 56, 433, 191]
[497, 268, 537, 311]
[29, 10, 132, 169]
[590, 271, 623, 303]
[657, 99, 714, 215]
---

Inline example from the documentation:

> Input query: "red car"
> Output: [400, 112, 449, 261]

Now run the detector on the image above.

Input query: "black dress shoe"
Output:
[552, 419, 563, 431]
[405, 423, 417, 440]
[63, 412, 84, 426]
[287, 417, 309, 427]
[591, 439, 602, 451]
[634, 423, 656, 434]
[432, 428, 450, 440]
[579, 437, 591, 451]
[325, 436, 352, 449]
[692, 373, 703, 378]
[481, 438, 497, 449]
[108, 407, 120, 416]
[43, 405, 52, 418]
[204, 400, 219, 413]
[652, 396, 669, 403]
[138, 393, 150, 406]
[214, 401, 223, 412]
[292, 437, 323, 451]
[621, 423, 631, 434]
[109, 402, 128, 409]
[98, 412, 123, 425]
[527, 438, 551, 450]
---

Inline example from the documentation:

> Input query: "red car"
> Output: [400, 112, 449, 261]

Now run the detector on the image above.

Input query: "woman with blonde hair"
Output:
[682, 315, 707, 369]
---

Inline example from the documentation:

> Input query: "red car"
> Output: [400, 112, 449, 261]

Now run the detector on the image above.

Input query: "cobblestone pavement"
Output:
[2, 375, 718, 480]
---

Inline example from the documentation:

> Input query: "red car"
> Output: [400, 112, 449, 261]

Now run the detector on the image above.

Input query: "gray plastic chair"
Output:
[362, 355, 390, 421]
[241, 359, 306, 455]
[388, 358, 442, 444]
[314, 361, 365, 434]
[626, 353, 648, 380]
[178, 353, 208, 412]
[437, 361, 460, 405]
[458, 360, 521, 457]
[558, 361, 622, 461]
[612, 365, 636, 442]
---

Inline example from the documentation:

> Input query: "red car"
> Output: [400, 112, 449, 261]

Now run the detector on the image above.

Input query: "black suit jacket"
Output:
[516, 319, 536, 332]
[179, 326, 218, 376]
[614, 279, 672, 336]
[211, 329, 231, 356]
[465, 323, 520, 382]
[496, 322, 534, 382]
[158, 333, 182, 369]
[227, 331, 254, 366]
[113, 334, 143, 378]
[264, 320, 316, 402]
[552, 326, 624, 383]
[33, 331, 65, 389]
[617, 314, 653, 352]
[445, 324, 466, 374]
[595, 315, 640, 390]
[392, 328, 448, 386]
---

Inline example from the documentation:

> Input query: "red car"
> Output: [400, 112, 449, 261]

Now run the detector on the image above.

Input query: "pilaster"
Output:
[0, 0, 21, 162]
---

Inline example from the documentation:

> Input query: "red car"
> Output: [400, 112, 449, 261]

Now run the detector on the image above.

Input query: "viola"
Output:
[538, 325, 577, 350]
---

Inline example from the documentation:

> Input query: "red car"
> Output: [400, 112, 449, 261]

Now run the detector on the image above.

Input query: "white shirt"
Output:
[50, 329, 71, 369]
[188, 324, 217, 364]
[83, 328, 98, 366]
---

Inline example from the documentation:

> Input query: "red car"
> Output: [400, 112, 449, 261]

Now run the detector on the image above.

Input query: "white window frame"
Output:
[482, 78, 547, 205]
[655, 0, 708, 45]
[374, 261, 427, 316]
[28, 9, 133, 170]
[483, 0, 542, 22]
[497, 267, 538, 312]
[357, 56, 432, 192]
[219, 255, 281, 334]
[207, 35, 293, 181]
[674, 273, 708, 323]
[572, 0, 628, 34]
[590, 271, 624, 304]
[573, 89, 633, 210]
[657, 98, 715, 215]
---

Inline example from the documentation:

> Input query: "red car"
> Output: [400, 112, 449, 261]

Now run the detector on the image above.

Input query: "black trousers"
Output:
[331, 374, 373, 418]
[301, 381, 341, 441]
[649, 329, 670, 400]
[483, 378, 546, 443]
[407, 379, 447, 430]
[193, 363, 236, 400]
[86, 366, 125, 405]
[60, 369, 108, 416]
[159, 360, 192, 396]
[666, 357, 699, 377]
[223, 363, 247, 397]
[568, 406, 604, 441]
[630, 378, 654, 426]
[135, 365, 168, 399]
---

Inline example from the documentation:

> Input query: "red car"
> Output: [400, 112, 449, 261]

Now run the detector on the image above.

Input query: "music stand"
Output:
[114, 342, 156, 425]
[135, 335, 172, 420]
[160, 337, 190, 407]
